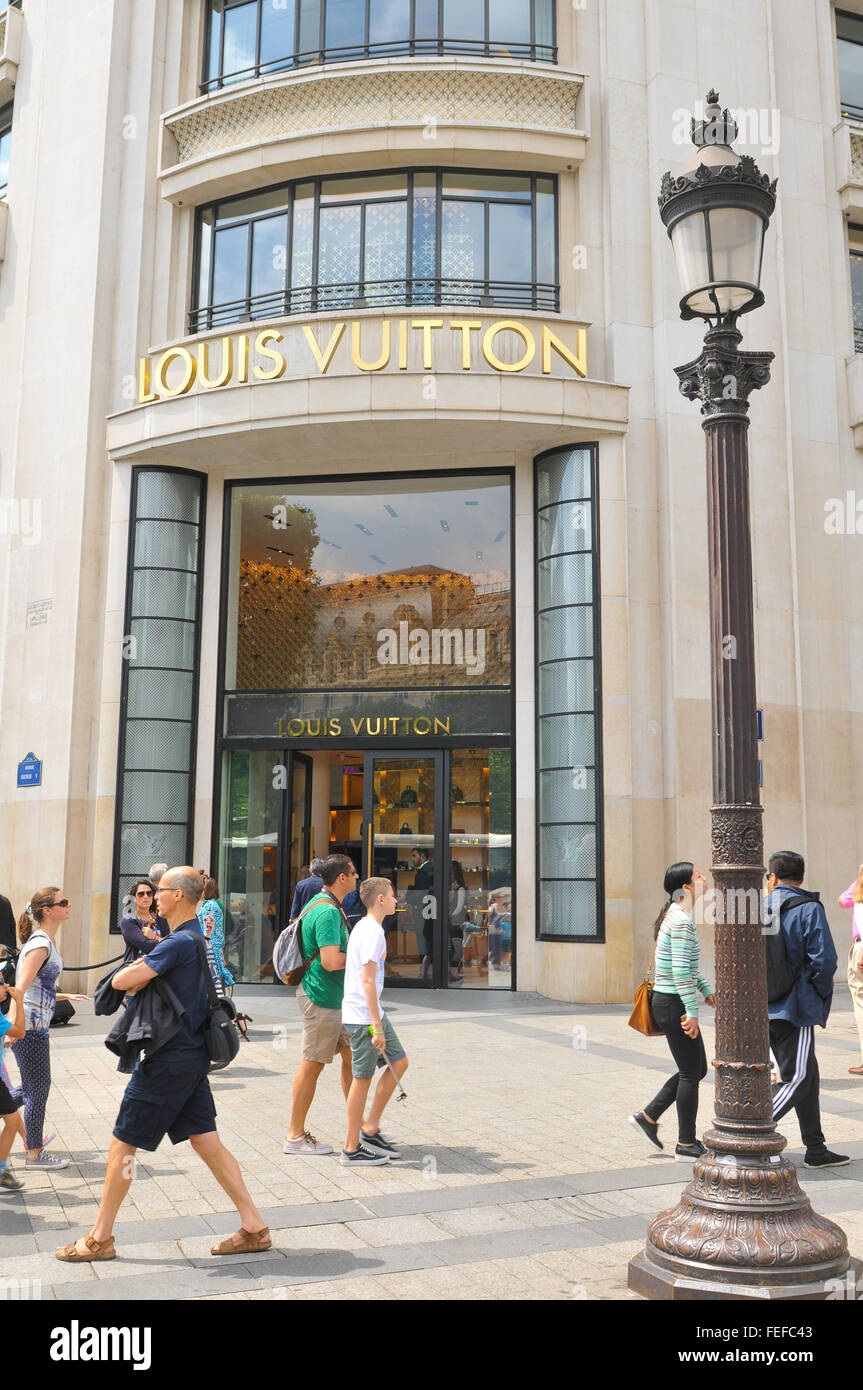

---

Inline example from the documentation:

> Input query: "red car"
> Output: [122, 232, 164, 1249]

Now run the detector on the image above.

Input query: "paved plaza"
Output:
[5, 984, 863, 1302]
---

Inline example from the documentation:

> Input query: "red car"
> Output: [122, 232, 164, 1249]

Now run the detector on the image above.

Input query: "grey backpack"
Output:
[272, 895, 330, 986]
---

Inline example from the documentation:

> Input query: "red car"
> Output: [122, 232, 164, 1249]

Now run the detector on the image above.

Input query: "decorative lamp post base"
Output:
[628, 1147, 859, 1300]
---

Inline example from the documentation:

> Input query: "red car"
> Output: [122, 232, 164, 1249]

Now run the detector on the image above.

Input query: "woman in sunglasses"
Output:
[120, 880, 168, 965]
[10, 888, 87, 1170]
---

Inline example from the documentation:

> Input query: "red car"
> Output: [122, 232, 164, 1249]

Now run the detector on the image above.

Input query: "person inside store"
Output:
[488, 887, 512, 970]
[411, 847, 435, 979]
[449, 861, 467, 981]
[290, 857, 325, 919]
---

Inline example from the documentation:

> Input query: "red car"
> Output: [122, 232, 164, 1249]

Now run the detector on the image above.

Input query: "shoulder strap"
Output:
[189, 932, 220, 1013]
[778, 894, 813, 916]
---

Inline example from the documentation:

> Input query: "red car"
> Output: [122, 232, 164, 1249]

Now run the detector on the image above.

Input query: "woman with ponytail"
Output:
[10, 889, 86, 1169]
[628, 861, 715, 1161]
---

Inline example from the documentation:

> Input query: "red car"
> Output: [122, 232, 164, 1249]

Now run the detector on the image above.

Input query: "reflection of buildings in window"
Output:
[838, 10, 863, 120]
[235, 559, 510, 689]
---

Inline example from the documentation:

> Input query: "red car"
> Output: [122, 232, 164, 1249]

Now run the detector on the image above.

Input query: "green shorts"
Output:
[345, 1014, 406, 1079]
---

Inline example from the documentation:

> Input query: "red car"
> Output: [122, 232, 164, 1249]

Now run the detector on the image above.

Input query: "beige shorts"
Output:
[296, 982, 350, 1063]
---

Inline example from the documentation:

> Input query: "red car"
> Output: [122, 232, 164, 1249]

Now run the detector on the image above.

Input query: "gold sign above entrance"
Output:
[137, 319, 587, 404]
[279, 715, 452, 738]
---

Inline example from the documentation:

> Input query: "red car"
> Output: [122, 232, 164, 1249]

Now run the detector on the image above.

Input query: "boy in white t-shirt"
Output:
[340, 877, 409, 1167]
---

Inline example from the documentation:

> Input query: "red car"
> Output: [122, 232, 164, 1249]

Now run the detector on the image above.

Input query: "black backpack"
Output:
[765, 893, 816, 1003]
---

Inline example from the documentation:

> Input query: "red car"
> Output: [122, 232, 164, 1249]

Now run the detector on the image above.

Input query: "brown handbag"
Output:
[628, 947, 663, 1036]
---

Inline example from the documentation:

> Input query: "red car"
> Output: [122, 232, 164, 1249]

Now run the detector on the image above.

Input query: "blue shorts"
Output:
[113, 1050, 216, 1151]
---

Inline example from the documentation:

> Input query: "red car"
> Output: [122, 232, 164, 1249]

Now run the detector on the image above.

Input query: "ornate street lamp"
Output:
[628, 93, 860, 1299]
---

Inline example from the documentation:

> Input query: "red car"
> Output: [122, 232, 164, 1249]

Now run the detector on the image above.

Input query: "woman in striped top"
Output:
[629, 861, 715, 1161]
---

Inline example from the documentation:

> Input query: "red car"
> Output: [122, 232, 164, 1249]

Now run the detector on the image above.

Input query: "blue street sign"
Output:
[17, 753, 42, 788]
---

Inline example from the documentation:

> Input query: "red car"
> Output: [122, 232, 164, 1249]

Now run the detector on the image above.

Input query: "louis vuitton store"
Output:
[107, 419, 617, 995]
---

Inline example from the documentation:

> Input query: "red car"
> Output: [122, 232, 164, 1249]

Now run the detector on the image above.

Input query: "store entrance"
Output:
[220, 743, 512, 989]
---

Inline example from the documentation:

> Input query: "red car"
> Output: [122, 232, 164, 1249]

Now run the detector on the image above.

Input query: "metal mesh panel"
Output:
[540, 824, 596, 879]
[538, 659, 593, 715]
[134, 520, 199, 571]
[537, 500, 593, 558]
[538, 713, 595, 771]
[538, 879, 598, 938]
[136, 471, 202, 523]
[538, 768, 595, 823]
[129, 618, 196, 670]
[122, 771, 190, 823]
[536, 447, 592, 509]
[118, 824, 189, 878]
[131, 569, 198, 622]
[127, 668, 194, 720]
[538, 553, 592, 609]
[124, 719, 192, 771]
[536, 605, 592, 662]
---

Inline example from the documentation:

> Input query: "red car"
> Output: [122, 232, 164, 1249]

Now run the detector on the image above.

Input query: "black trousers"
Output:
[770, 1019, 826, 1155]
[644, 991, 708, 1145]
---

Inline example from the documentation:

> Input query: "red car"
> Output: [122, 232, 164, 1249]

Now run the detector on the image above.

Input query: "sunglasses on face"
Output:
[135, 890, 153, 898]
[52, 899, 70, 908]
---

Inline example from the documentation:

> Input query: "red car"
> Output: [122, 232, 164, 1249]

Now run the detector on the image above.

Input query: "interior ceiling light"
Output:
[370, 555, 387, 565]
[494, 530, 506, 543]
[440, 520, 450, 531]
[465, 500, 479, 506]
[263, 513, 291, 525]
[356, 524, 373, 536]
[384, 505, 399, 517]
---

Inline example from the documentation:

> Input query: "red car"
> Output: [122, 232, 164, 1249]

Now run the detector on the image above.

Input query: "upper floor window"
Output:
[851, 224, 863, 351]
[0, 2, 23, 13]
[0, 104, 11, 198]
[838, 9, 863, 119]
[202, 0, 556, 92]
[191, 168, 558, 331]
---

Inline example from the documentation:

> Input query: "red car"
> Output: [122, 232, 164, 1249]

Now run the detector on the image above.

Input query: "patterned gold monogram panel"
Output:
[851, 129, 863, 182]
[166, 67, 582, 166]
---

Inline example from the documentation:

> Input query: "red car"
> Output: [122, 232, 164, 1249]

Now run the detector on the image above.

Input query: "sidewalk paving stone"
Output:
[5, 986, 863, 1300]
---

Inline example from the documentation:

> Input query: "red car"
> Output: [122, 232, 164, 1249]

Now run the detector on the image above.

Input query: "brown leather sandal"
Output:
[55, 1234, 116, 1262]
[210, 1226, 271, 1255]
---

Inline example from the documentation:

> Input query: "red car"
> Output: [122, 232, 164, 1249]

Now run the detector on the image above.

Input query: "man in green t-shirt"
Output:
[284, 854, 357, 1157]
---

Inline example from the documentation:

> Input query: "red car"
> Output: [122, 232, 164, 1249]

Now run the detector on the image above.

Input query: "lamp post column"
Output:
[628, 323, 858, 1299]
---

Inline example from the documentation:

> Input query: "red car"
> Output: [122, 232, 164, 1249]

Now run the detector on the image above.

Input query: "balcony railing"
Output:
[201, 36, 557, 93]
[189, 277, 560, 333]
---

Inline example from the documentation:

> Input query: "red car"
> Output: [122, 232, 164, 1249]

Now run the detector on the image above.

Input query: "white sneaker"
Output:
[282, 1131, 334, 1156]
[25, 1150, 70, 1170]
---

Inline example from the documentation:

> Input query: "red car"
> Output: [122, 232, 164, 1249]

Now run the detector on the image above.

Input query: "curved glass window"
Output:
[191, 169, 558, 330]
[535, 445, 603, 943]
[203, 0, 555, 89]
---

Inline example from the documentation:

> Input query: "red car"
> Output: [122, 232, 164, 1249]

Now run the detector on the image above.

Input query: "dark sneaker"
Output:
[628, 1112, 663, 1152]
[340, 1145, 390, 1167]
[675, 1141, 707, 1162]
[804, 1149, 850, 1169]
[360, 1129, 402, 1159]
[0, 1165, 24, 1192]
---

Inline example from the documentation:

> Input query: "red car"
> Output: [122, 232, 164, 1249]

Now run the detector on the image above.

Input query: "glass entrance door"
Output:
[363, 751, 444, 987]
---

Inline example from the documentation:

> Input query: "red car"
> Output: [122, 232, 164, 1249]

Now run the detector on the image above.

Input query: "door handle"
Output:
[366, 820, 373, 871]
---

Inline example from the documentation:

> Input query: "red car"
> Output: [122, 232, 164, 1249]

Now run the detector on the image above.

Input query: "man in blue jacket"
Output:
[766, 850, 848, 1169]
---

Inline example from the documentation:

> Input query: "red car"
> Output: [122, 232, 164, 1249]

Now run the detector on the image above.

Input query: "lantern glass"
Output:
[670, 204, 765, 317]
